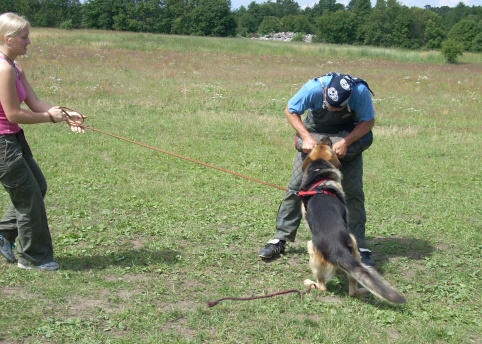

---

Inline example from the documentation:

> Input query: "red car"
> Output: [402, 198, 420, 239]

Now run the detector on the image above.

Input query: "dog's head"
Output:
[302, 136, 341, 172]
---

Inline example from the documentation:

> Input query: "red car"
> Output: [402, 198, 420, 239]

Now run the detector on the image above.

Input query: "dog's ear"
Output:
[302, 154, 313, 172]
[329, 155, 341, 169]
[319, 136, 333, 148]
[319, 136, 341, 169]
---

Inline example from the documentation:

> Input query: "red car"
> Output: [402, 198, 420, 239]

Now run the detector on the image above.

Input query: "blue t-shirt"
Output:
[287, 75, 375, 122]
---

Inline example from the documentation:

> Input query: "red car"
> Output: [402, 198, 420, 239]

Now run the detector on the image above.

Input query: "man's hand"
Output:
[333, 139, 348, 158]
[302, 135, 317, 153]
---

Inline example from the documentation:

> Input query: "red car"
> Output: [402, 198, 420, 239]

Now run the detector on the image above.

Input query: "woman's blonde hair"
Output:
[0, 12, 30, 40]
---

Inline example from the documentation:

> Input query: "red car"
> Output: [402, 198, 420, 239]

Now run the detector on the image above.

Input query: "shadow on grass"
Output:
[260, 237, 434, 267]
[259, 243, 309, 263]
[58, 248, 181, 271]
[367, 236, 435, 269]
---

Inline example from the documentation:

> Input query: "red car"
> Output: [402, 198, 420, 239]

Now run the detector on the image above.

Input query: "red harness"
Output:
[297, 179, 337, 198]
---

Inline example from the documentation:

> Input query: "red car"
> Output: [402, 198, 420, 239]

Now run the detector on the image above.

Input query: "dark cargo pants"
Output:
[0, 130, 54, 266]
[274, 150, 368, 248]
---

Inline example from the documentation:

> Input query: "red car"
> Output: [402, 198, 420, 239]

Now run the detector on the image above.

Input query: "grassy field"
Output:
[0, 29, 481, 343]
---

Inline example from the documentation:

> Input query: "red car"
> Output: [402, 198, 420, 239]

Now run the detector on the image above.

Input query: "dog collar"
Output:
[297, 179, 336, 198]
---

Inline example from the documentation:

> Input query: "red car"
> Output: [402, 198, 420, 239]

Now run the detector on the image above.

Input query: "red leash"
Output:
[61, 107, 287, 192]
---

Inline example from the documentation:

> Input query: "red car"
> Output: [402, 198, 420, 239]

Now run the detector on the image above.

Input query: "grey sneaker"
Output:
[259, 239, 286, 259]
[0, 234, 15, 263]
[18, 261, 59, 271]
[359, 248, 375, 266]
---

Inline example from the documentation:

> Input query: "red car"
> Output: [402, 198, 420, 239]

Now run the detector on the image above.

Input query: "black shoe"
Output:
[259, 240, 286, 259]
[359, 249, 375, 266]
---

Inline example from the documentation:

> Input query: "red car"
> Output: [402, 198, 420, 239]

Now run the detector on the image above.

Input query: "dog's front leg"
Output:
[304, 278, 327, 291]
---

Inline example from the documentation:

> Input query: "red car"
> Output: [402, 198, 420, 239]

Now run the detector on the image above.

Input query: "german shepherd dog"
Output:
[299, 137, 406, 304]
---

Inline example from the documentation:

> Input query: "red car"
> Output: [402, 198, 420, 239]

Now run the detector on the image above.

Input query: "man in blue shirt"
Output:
[259, 72, 376, 266]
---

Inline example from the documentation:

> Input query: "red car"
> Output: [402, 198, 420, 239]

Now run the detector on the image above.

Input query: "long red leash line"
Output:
[60, 106, 287, 191]
[61, 107, 286, 191]
[84, 125, 288, 191]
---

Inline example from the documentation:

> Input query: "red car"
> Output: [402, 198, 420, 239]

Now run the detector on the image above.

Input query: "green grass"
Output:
[0, 29, 481, 343]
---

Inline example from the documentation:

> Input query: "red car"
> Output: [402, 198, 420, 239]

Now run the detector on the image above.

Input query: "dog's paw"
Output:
[350, 287, 370, 297]
[304, 279, 328, 291]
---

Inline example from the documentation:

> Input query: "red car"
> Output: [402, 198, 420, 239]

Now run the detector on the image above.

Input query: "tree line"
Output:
[1, 0, 481, 52]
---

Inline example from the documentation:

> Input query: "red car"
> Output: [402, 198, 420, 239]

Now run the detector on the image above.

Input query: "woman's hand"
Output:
[65, 110, 86, 133]
[47, 106, 64, 122]
[48, 107, 86, 133]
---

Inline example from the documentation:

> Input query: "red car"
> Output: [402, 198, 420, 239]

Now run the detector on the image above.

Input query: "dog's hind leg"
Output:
[347, 234, 369, 297]
[348, 275, 369, 297]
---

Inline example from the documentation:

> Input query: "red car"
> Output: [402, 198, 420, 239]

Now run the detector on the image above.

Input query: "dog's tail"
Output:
[338, 254, 407, 304]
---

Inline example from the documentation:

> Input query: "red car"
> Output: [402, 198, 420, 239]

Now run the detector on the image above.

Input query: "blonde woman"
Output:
[0, 12, 84, 270]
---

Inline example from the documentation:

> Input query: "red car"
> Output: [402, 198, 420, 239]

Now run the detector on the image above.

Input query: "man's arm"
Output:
[284, 105, 317, 153]
[333, 118, 375, 158]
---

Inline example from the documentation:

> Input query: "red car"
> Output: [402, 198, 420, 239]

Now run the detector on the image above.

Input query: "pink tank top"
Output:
[0, 57, 26, 134]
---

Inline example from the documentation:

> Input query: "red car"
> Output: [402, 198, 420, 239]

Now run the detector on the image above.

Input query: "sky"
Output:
[230, 0, 482, 10]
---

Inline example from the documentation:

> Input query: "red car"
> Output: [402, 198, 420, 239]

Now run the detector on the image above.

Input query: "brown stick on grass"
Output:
[207, 285, 316, 307]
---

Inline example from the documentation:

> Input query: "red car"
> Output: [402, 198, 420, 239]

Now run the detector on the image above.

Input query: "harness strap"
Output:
[297, 179, 336, 198]
[297, 189, 336, 198]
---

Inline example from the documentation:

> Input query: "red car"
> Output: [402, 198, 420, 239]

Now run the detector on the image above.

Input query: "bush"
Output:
[311, 34, 323, 43]
[291, 32, 305, 42]
[441, 39, 464, 64]
[59, 19, 73, 30]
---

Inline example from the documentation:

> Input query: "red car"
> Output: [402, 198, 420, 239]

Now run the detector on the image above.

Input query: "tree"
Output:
[443, 2, 471, 31]
[189, 0, 236, 36]
[102, 0, 162, 32]
[14, 0, 50, 27]
[250, 1, 276, 22]
[303, 0, 328, 22]
[2, 0, 82, 28]
[325, 0, 344, 12]
[171, 15, 192, 35]
[236, 10, 259, 36]
[360, 0, 414, 48]
[422, 10, 446, 49]
[347, 0, 373, 45]
[0, 0, 16, 14]
[362, 0, 389, 47]
[316, 10, 356, 44]
[159, 0, 190, 34]
[258, 16, 282, 35]
[83, 0, 118, 29]
[471, 32, 482, 52]
[234, 1, 276, 35]
[272, 0, 300, 18]
[133, 0, 163, 32]
[385, 0, 412, 48]
[447, 19, 481, 50]
[281, 15, 316, 34]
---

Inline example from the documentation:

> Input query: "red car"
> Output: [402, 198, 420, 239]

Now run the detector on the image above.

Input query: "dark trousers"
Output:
[274, 151, 367, 248]
[0, 131, 54, 266]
